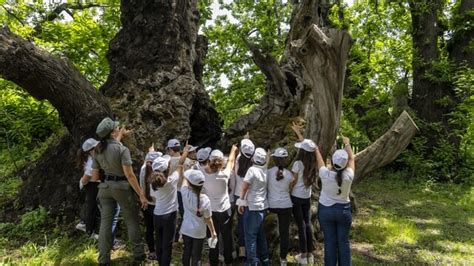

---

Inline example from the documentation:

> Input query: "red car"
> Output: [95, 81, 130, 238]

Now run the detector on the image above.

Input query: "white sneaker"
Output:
[280, 259, 288, 266]
[307, 254, 314, 264]
[295, 254, 307, 265]
[75, 222, 86, 232]
[90, 233, 99, 240]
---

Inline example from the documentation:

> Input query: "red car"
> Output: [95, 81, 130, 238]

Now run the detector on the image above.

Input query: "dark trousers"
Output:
[318, 203, 352, 266]
[233, 195, 246, 247]
[143, 204, 155, 253]
[182, 235, 204, 266]
[210, 208, 234, 265]
[269, 208, 292, 259]
[154, 211, 177, 266]
[291, 196, 314, 253]
[85, 182, 99, 234]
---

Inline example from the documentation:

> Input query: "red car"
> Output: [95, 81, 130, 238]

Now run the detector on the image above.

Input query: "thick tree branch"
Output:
[354, 111, 419, 181]
[0, 26, 111, 144]
[242, 37, 292, 99]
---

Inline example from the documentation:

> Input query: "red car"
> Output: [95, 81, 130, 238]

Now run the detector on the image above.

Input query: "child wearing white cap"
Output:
[195, 147, 212, 169]
[316, 136, 355, 266]
[180, 168, 217, 266]
[201, 146, 238, 266]
[148, 150, 184, 266]
[138, 143, 162, 260]
[290, 123, 318, 264]
[267, 147, 294, 265]
[237, 147, 270, 266]
[75, 138, 100, 236]
[230, 136, 255, 257]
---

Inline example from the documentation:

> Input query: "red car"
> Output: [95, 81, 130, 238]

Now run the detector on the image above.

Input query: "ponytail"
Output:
[336, 170, 343, 195]
[144, 162, 153, 202]
[273, 157, 288, 181]
[189, 183, 203, 217]
[149, 170, 169, 190]
[95, 138, 109, 154]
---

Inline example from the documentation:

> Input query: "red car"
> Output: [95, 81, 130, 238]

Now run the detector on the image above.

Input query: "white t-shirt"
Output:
[139, 164, 155, 205]
[319, 167, 354, 206]
[243, 165, 268, 211]
[150, 171, 179, 215]
[202, 168, 231, 212]
[291, 160, 312, 199]
[180, 186, 212, 239]
[267, 167, 293, 209]
[84, 156, 100, 182]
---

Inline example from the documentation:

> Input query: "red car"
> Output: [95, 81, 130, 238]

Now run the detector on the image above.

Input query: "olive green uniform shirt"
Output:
[92, 139, 132, 177]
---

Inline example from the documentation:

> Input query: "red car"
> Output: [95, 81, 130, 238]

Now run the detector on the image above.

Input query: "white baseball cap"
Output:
[189, 145, 199, 152]
[332, 149, 349, 170]
[252, 148, 267, 165]
[82, 138, 99, 152]
[145, 151, 162, 162]
[184, 169, 205, 186]
[240, 139, 255, 158]
[167, 139, 180, 148]
[271, 147, 288, 157]
[209, 149, 224, 160]
[196, 147, 212, 162]
[152, 155, 171, 172]
[295, 139, 317, 152]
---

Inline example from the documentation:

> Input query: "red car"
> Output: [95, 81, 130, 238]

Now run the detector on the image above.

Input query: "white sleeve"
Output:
[343, 168, 354, 182]
[168, 171, 179, 184]
[139, 165, 146, 190]
[202, 197, 212, 218]
[291, 161, 300, 174]
[243, 167, 254, 184]
[319, 166, 330, 179]
[83, 157, 93, 177]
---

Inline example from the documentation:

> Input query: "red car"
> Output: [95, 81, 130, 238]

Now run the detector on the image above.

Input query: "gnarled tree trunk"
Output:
[0, 0, 221, 220]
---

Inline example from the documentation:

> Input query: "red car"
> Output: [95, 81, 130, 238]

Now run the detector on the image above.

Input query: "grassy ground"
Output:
[0, 173, 473, 265]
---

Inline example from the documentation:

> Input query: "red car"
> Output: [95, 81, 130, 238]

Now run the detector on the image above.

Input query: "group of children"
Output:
[78, 117, 355, 266]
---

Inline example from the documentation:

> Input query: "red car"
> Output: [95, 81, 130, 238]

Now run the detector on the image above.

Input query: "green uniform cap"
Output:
[96, 117, 119, 138]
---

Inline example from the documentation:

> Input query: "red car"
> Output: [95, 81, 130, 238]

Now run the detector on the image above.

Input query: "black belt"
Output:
[104, 175, 127, 181]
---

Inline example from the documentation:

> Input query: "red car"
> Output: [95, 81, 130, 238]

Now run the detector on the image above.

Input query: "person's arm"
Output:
[225, 144, 239, 173]
[315, 146, 325, 170]
[115, 126, 134, 142]
[342, 136, 355, 171]
[205, 216, 217, 239]
[91, 169, 100, 182]
[291, 122, 304, 142]
[81, 175, 91, 186]
[177, 142, 190, 184]
[123, 165, 148, 209]
[238, 181, 250, 214]
[289, 161, 300, 191]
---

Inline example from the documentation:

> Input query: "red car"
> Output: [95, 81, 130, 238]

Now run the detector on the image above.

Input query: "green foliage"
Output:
[202, 0, 292, 127]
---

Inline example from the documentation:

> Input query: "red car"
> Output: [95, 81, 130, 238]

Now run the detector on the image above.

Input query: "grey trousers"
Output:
[97, 180, 144, 263]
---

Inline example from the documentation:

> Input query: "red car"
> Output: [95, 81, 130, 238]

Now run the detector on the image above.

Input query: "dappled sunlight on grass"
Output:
[351, 174, 474, 264]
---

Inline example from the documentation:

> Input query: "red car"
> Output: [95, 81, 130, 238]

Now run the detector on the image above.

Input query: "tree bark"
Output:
[0, 0, 222, 219]
[409, 0, 456, 148]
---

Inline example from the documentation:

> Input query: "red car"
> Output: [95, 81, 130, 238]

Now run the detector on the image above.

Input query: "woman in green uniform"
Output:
[91, 117, 148, 265]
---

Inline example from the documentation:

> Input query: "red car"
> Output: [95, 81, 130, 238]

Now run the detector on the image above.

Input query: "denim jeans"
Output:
[234, 195, 246, 247]
[318, 203, 352, 266]
[243, 208, 269, 266]
[291, 196, 314, 253]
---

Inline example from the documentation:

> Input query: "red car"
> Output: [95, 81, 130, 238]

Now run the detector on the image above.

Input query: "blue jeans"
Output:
[112, 204, 120, 245]
[243, 208, 269, 266]
[318, 203, 352, 266]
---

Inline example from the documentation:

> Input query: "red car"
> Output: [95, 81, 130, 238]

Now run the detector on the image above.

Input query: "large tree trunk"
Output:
[409, 0, 458, 148]
[0, 0, 221, 220]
